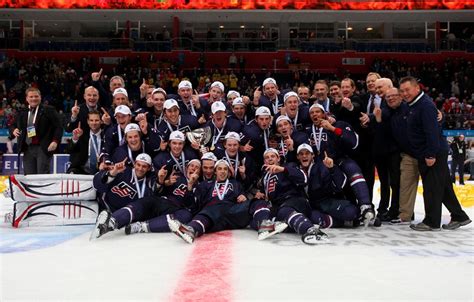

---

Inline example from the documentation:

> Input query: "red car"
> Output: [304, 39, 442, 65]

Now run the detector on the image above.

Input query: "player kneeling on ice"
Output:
[251, 148, 328, 245]
[168, 159, 251, 244]
[296, 144, 359, 228]
[91, 153, 156, 239]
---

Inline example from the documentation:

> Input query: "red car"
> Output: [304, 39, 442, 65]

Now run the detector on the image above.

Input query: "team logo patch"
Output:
[173, 184, 187, 197]
[111, 182, 137, 199]
[211, 183, 234, 197]
[266, 175, 278, 194]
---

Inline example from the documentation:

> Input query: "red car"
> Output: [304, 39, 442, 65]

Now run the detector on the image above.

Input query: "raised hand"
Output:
[157, 165, 167, 184]
[322, 151, 333, 169]
[101, 107, 111, 125]
[359, 112, 369, 128]
[242, 140, 253, 152]
[319, 119, 335, 131]
[72, 121, 84, 141]
[373, 106, 382, 123]
[341, 97, 353, 110]
[264, 164, 284, 174]
[253, 86, 261, 106]
[192, 90, 201, 109]
[110, 158, 128, 176]
[139, 117, 148, 135]
[198, 114, 206, 124]
[140, 78, 148, 99]
[71, 100, 80, 119]
[91, 68, 103, 82]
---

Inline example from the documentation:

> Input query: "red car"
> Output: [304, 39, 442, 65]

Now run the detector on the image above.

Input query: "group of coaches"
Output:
[10, 69, 471, 239]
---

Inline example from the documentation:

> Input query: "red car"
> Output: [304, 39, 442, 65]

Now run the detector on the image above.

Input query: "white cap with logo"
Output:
[135, 153, 152, 166]
[113, 87, 128, 97]
[210, 81, 225, 92]
[211, 101, 227, 114]
[124, 123, 141, 134]
[114, 105, 132, 116]
[255, 106, 271, 116]
[164, 99, 180, 110]
[178, 80, 192, 90]
[297, 143, 314, 154]
[169, 130, 185, 142]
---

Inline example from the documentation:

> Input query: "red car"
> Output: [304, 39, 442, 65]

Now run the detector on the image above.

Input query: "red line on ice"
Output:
[170, 231, 233, 302]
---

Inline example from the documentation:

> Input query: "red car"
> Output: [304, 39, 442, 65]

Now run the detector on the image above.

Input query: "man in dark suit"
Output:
[67, 110, 103, 175]
[450, 134, 467, 185]
[65, 86, 104, 134]
[11, 87, 63, 174]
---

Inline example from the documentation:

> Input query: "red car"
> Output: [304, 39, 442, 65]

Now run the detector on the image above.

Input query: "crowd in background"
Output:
[0, 56, 473, 131]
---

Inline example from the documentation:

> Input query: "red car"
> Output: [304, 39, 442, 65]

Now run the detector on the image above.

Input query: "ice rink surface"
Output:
[1, 178, 473, 302]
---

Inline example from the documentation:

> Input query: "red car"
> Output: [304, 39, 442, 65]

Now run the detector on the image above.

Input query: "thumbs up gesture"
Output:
[91, 68, 103, 82]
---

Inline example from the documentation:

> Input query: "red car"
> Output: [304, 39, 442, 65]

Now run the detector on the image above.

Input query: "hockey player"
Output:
[201, 152, 218, 181]
[253, 78, 288, 115]
[156, 99, 200, 142]
[202, 101, 242, 151]
[273, 91, 311, 132]
[305, 103, 378, 227]
[167, 159, 251, 244]
[214, 132, 255, 190]
[90, 159, 201, 239]
[252, 148, 329, 244]
[153, 130, 198, 174]
[240, 106, 274, 170]
[101, 104, 132, 164]
[174, 80, 208, 118]
[93, 153, 156, 214]
[111, 123, 159, 165]
[273, 115, 308, 164]
[296, 144, 358, 228]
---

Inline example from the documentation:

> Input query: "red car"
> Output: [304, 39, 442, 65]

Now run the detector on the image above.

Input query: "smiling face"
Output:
[87, 112, 101, 132]
[285, 97, 299, 117]
[115, 113, 132, 127]
[400, 81, 421, 103]
[165, 107, 180, 124]
[26, 90, 41, 108]
[84, 87, 99, 108]
[178, 87, 192, 101]
[329, 84, 341, 100]
[341, 79, 355, 98]
[209, 86, 223, 102]
[366, 74, 379, 94]
[212, 111, 227, 128]
[215, 163, 229, 181]
[126, 131, 142, 151]
[263, 83, 277, 99]
[297, 149, 314, 168]
[134, 160, 151, 178]
[187, 162, 201, 178]
[385, 88, 402, 109]
[152, 92, 165, 112]
[224, 139, 239, 156]
[169, 140, 184, 157]
[232, 104, 246, 119]
[314, 83, 328, 101]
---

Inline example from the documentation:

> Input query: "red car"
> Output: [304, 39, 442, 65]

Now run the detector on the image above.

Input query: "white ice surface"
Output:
[1, 181, 473, 302]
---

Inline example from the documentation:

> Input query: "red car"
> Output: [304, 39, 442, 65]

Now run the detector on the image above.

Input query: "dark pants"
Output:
[376, 152, 401, 219]
[450, 158, 465, 184]
[23, 145, 51, 175]
[418, 151, 469, 228]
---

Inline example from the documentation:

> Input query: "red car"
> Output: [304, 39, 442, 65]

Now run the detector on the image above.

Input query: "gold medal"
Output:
[210, 145, 215, 151]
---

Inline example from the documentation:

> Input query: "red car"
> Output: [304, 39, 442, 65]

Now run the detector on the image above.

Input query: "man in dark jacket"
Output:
[450, 134, 467, 185]
[11, 87, 63, 174]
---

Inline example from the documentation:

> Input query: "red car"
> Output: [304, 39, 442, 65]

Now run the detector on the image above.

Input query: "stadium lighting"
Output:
[219, 25, 224, 29]
[366, 27, 373, 31]
[347, 27, 353, 31]
[240, 25, 245, 28]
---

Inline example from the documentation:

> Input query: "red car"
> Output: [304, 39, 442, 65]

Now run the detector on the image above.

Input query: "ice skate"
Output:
[125, 221, 148, 235]
[167, 216, 195, 244]
[257, 219, 288, 240]
[90, 210, 116, 240]
[301, 226, 329, 245]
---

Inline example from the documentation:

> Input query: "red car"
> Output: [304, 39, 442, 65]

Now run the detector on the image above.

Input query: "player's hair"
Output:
[25, 87, 41, 96]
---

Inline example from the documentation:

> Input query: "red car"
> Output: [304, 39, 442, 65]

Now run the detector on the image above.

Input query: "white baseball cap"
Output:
[211, 101, 227, 114]
[164, 99, 180, 110]
[309, 103, 326, 113]
[263, 77, 277, 87]
[224, 132, 241, 142]
[255, 106, 271, 116]
[232, 97, 245, 107]
[297, 143, 313, 154]
[169, 130, 185, 142]
[210, 81, 225, 92]
[152, 88, 167, 96]
[135, 153, 152, 166]
[214, 159, 230, 169]
[178, 80, 192, 90]
[201, 152, 218, 162]
[275, 115, 291, 126]
[188, 159, 202, 167]
[124, 123, 140, 134]
[227, 90, 240, 98]
[283, 91, 299, 103]
[113, 87, 128, 97]
[114, 105, 132, 116]
[263, 148, 279, 157]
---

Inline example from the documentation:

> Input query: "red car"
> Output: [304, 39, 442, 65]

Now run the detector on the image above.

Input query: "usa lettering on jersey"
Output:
[309, 132, 328, 146]
[173, 184, 187, 197]
[111, 182, 137, 199]
[211, 183, 234, 198]
[266, 175, 278, 195]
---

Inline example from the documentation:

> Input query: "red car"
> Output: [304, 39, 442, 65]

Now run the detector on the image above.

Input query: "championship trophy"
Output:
[186, 126, 212, 154]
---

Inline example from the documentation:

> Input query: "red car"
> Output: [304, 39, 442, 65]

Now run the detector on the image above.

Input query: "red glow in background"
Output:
[0, 0, 473, 10]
